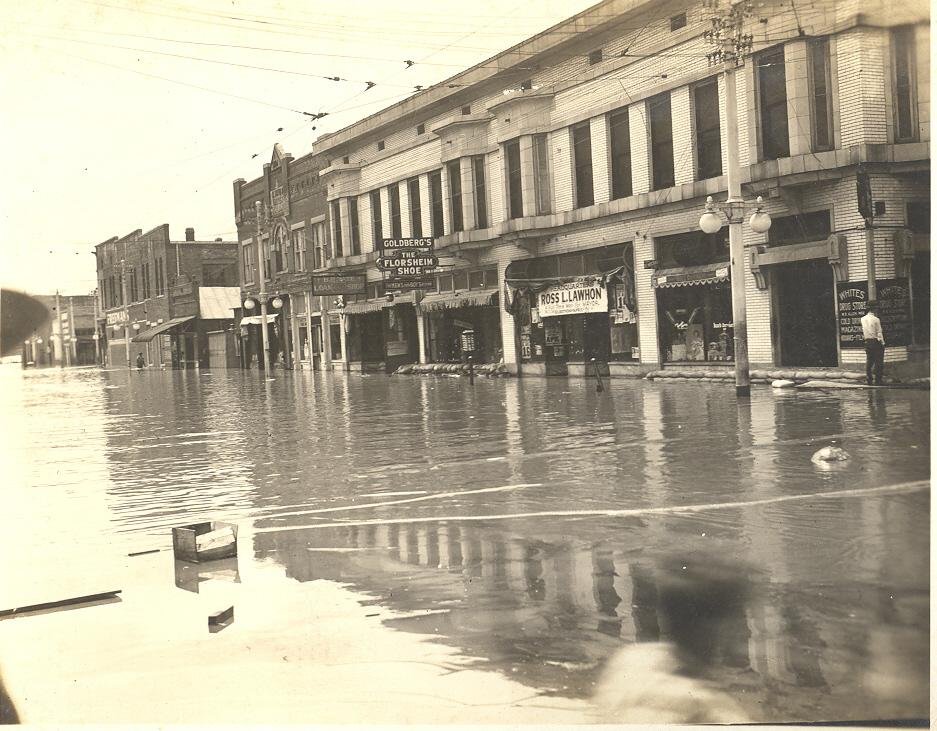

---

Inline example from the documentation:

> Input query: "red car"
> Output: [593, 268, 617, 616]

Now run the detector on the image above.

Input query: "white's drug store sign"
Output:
[537, 280, 608, 317]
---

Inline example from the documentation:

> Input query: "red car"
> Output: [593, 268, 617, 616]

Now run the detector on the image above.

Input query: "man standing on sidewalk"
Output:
[861, 300, 885, 386]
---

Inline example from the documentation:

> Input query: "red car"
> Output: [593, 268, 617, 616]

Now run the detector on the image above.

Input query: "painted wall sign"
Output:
[311, 272, 367, 296]
[537, 280, 608, 317]
[836, 278, 911, 348]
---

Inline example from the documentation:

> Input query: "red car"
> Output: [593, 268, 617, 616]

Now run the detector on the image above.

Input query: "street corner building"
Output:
[94, 226, 240, 369]
[234, 0, 929, 380]
[21, 294, 97, 368]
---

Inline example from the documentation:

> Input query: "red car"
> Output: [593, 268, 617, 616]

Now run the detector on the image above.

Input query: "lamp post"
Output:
[254, 200, 272, 374]
[700, 0, 771, 397]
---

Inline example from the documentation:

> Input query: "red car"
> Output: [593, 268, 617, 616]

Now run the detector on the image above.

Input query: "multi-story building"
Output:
[21, 293, 96, 367]
[95, 226, 239, 369]
[232, 144, 331, 370]
[303, 0, 928, 378]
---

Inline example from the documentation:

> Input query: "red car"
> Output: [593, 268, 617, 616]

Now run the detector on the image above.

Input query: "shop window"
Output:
[658, 283, 734, 363]
[348, 199, 361, 256]
[609, 107, 632, 199]
[656, 230, 728, 268]
[407, 178, 422, 238]
[484, 268, 498, 288]
[430, 171, 444, 237]
[694, 78, 722, 179]
[892, 26, 917, 142]
[533, 133, 552, 214]
[472, 155, 488, 229]
[808, 39, 834, 151]
[367, 282, 385, 299]
[388, 183, 402, 239]
[505, 139, 523, 219]
[330, 322, 342, 359]
[330, 201, 342, 257]
[558, 252, 585, 277]
[454, 271, 469, 290]
[609, 245, 638, 361]
[438, 274, 454, 292]
[767, 210, 831, 245]
[370, 190, 383, 244]
[468, 270, 485, 289]
[757, 46, 790, 159]
[907, 200, 929, 233]
[911, 251, 929, 345]
[446, 160, 464, 232]
[649, 92, 674, 190]
[573, 122, 594, 207]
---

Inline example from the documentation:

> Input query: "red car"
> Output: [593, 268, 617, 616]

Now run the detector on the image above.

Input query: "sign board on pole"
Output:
[378, 238, 437, 290]
[836, 278, 912, 348]
[311, 272, 367, 296]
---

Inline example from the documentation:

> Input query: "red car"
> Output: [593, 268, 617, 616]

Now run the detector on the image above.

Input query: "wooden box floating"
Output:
[172, 521, 238, 563]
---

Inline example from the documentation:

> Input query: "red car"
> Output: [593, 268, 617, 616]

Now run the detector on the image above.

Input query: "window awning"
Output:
[240, 314, 279, 325]
[652, 262, 731, 289]
[420, 288, 499, 312]
[131, 316, 195, 342]
[343, 300, 384, 315]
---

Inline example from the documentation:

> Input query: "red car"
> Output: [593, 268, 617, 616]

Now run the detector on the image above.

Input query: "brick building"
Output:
[293, 0, 928, 378]
[21, 294, 96, 367]
[233, 144, 332, 370]
[95, 226, 239, 368]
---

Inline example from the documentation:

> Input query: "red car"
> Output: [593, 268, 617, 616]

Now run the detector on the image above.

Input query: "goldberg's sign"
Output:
[537, 280, 608, 317]
[379, 237, 437, 290]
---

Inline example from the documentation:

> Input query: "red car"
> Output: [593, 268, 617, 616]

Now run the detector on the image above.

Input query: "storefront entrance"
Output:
[774, 259, 837, 367]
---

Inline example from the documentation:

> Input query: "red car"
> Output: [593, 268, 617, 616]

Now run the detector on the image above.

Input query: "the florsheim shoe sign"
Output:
[378, 238, 438, 291]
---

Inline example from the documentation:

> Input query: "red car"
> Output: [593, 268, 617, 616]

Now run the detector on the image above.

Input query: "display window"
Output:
[656, 283, 734, 363]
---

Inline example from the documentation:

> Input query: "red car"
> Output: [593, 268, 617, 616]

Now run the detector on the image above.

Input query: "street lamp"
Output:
[243, 298, 257, 310]
[133, 323, 141, 331]
[271, 296, 283, 309]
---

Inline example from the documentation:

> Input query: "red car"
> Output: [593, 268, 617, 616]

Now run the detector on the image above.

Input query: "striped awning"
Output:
[343, 300, 384, 315]
[240, 313, 279, 325]
[131, 316, 195, 342]
[420, 288, 499, 312]
[652, 263, 731, 289]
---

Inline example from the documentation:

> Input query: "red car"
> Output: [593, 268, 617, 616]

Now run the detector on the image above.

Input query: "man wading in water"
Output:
[860, 300, 885, 386]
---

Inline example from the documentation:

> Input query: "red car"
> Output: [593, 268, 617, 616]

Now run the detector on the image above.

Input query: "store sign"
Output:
[836, 279, 912, 348]
[311, 272, 367, 296]
[643, 259, 658, 269]
[537, 280, 608, 317]
[378, 238, 437, 290]
[106, 310, 129, 325]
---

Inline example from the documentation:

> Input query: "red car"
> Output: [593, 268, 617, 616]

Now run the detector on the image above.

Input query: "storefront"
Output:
[654, 266, 734, 363]
[421, 288, 502, 364]
[342, 291, 419, 372]
[506, 243, 638, 376]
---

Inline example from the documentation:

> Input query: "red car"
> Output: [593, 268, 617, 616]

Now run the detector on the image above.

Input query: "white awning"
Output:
[240, 314, 279, 325]
[199, 287, 241, 319]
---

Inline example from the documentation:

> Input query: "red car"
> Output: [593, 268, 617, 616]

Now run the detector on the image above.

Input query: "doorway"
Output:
[774, 260, 838, 367]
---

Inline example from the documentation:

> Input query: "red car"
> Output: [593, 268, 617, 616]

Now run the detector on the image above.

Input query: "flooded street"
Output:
[0, 365, 929, 724]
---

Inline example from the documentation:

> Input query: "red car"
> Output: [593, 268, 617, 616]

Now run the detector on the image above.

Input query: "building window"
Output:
[694, 79, 722, 179]
[142, 262, 150, 299]
[446, 160, 463, 232]
[892, 26, 917, 142]
[129, 267, 138, 302]
[292, 228, 306, 271]
[588, 49, 603, 65]
[262, 235, 272, 275]
[377, 140, 385, 151]
[767, 210, 832, 245]
[520, 79, 532, 91]
[417, 123, 425, 135]
[348, 199, 360, 256]
[330, 200, 343, 257]
[407, 178, 422, 238]
[342, 155, 349, 164]
[430, 171, 444, 237]
[370, 190, 383, 245]
[648, 92, 674, 190]
[609, 107, 632, 199]
[670, 12, 687, 31]
[311, 222, 327, 269]
[472, 155, 488, 229]
[242, 244, 255, 284]
[907, 201, 929, 345]
[389, 183, 402, 238]
[461, 105, 471, 115]
[808, 39, 834, 151]
[468, 270, 485, 289]
[437, 273, 454, 292]
[505, 139, 523, 219]
[757, 46, 790, 159]
[572, 122, 594, 207]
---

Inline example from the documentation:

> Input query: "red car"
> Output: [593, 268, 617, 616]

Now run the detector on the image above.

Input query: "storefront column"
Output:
[634, 234, 660, 366]
[320, 296, 333, 370]
[494, 244, 528, 374]
[415, 306, 428, 364]
[305, 290, 315, 365]
[290, 300, 302, 369]
[339, 313, 349, 370]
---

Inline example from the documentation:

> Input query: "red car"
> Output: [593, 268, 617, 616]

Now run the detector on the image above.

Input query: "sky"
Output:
[0, 0, 597, 296]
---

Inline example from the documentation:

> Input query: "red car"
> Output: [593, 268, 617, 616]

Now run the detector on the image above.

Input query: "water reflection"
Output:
[174, 558, 241, 594]
[2, 366, 929, 723]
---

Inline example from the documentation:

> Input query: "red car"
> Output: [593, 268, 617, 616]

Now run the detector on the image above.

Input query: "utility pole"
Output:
[120, 256, 131, 368]
[54, 291, 65, 368]
[857, 166, 877, 300]
[254, 200, 272, 374]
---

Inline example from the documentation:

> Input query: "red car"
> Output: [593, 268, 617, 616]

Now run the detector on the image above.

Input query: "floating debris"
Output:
[172, 521, 238, 563]
[0, 590, 122, 620]
[208, 606, 234, 633]
[811, 446, 850, 465]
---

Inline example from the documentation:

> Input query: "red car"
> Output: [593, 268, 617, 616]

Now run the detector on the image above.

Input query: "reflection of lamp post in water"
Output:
[253, 200, 272, 374]
[699, 0, 772, 397]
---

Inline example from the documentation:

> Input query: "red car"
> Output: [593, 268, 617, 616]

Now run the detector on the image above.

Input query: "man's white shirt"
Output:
[860, 312, 884, 343]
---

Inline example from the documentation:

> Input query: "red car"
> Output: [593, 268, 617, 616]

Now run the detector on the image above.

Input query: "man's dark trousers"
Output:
[865, 339, 884, 385]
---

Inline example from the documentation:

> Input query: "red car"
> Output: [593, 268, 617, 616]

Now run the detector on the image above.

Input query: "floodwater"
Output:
[0, 364, 929, 724]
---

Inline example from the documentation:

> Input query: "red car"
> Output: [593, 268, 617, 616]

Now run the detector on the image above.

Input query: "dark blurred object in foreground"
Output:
[0, 669, 19, 724]
[1, 290, 50, 357]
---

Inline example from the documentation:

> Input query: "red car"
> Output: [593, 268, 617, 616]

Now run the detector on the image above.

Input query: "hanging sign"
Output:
[378, 238, 437, 290]
[836, 279, 912, 348]
[311, 272, 367, 295]
[537, 279, 608, 317]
